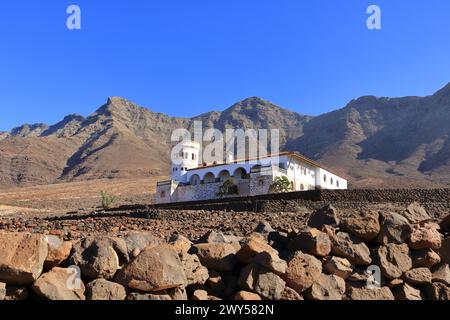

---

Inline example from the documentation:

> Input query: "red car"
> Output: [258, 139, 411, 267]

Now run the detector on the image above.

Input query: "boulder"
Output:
[308, 204, 340, 229]
[233, 291, 262, 300]
[288, 228, 331, 257]
[251, 251, 287, 275]
[403, 268, 432, 285]
[32, 267, 85, 300]
[238, 264, 286, 300]
[340, 210, 380, 242]
[169, 234, 192, 253]
[44, 235, 73, 269]
[377, 212, 412, 245]
[194, 243, 238, 273]
[115, 244, 187, 292]
[126, 292, 172, 300]
[254, 221, 275, 237]
[439, 238, 450, 264]
[403, 203, 431, 224]
[409, 224, 442, 250]
[0, 282, 5, 300]
[69, 236, 129, 280]
[323, 256, 353, 280]
[306, 274, 346, 300]
[123, 231, 162, 258]
[192, 289, 208, 301]
[0, 231, 48, 285]
[281, 251, 322, 293]
[423, 282, 450, 300]
[236, 236, 280, 264]
[198, 230, 240, 245]
[412, 248, 441, 268]
[345, 285, 395, 300]
[392, 283, 422, 300]
[329, 230, 372, 265]
[178, 251, 209, 286]
[431, 263, 450, 285]
[86, 278, 127, 300]
[206, 270, 237, 297]
[167, 287, 188, 300]
[375, 244, 412, 279]
[280, 286, 304, 300]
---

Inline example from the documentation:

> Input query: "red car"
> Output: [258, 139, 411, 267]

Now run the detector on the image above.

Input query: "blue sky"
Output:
[1, 1, 450, 131]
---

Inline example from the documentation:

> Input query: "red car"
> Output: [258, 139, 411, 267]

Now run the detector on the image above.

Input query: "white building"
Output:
[155, 141, 348, 203]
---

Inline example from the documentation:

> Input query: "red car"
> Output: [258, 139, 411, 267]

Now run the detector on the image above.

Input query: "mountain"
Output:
[1, 83, 450, 189]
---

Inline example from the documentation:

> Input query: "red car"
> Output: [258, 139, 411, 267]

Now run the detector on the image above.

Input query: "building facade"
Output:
[155, 141, 348, 203]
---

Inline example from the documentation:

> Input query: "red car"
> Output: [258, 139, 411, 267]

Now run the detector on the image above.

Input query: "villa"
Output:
[155, 141, 348, 204]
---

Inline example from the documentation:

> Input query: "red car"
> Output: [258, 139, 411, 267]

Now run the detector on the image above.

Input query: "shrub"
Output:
[100, 191, 116, 209]
[270, 176, 293, 193]
[217, 178, 239, 198]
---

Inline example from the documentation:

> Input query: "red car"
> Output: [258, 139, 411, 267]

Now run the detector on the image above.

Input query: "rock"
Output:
[123, 231, 162, 258]
[44, 235, 73, 269]
[340, 210, 380, 242]
[281, 286, 304, 300]
[412, 248, 441, 268]
[403, 268, 432, 285]
[377, 212, 412, 245]
[375, 244, 412, 279]
[86, 278, 127, 300]
[329, 230, 372, 266]
[0, 282, 5, 300]
[169, 234, 192, 253]
[409, 224, 442, 250]
[431, 263, 450, 285]
[323, 256, 353, 280]
[115, 244, 187, 292]
[167, 287, 188, 300]
[254, 221, 275, 236]
[233, 291, 262, 300]
[307, 274, 346, 300]
[69, 236, 129, 280]
[126, 292, 172, 300]
[439, 238, 450, 264]
[423, 282, 450, 300]
[251, 251, 287, 275]
[387, 278, 404, 288]
[281, 251, 322, 293]
[194, 243, 238, 273]
[3, 286, 29, 300]
[0, 231, 48, 285]
[347, 269, 370, 283]
[238, 264, 286, 300]
[403, 203, 432, 224]
[198, 230, 239, 244]
[308, 204, 340, 229]
[192, 289, 208, 301]
[236, 236, 280, 264]
[345, 285, 395, 300]
[440, 213, 450, 233]
[32, 267, 85, 300]
[288, 228, 331, 257]
[178, 251, 209, 286]
[392, 283, 422, 300]
[206, 270, 237, 297]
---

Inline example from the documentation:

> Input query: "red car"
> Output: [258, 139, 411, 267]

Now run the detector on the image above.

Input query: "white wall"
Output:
[315, 168, 347, 190]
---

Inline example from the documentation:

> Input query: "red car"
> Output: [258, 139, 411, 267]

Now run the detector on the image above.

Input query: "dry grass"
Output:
[0, 177, 165, 216]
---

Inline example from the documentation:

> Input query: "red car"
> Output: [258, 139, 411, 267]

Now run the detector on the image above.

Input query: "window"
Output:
[337, 180, 340, 187]
[300, 184, 304, 190]
[331, 178, 334, 185]
[160, 191, 166, 198]
[323, 175, 327, 182]
[192, 153, 195, 160]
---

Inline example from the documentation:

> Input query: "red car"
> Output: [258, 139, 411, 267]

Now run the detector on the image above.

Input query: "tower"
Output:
[171, 141, 200, 183]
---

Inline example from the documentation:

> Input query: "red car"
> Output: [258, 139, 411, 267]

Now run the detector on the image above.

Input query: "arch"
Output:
[203, 172, 216, 184]
[189, 174, 201, 186]
[218, 170, 231, 182]
[300, 184, 305, 190]
[233, 167, 248, 180]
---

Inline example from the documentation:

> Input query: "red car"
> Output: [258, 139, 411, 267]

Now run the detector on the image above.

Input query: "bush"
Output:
[217, 178, 239, 198]
[270, 176, 293, 193]
[100, 191, 116, 209]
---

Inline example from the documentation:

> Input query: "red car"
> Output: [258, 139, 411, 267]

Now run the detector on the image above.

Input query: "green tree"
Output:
[270, 176, 293, 193]
[216, 178, 239, 198]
